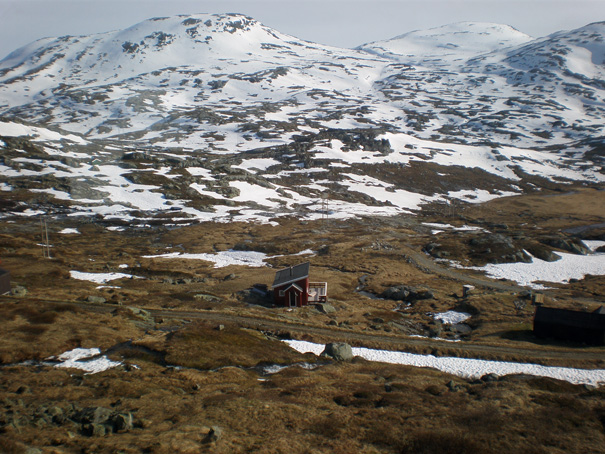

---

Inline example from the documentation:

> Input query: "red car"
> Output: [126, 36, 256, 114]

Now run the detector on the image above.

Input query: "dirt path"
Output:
[401, 246, 526, 292]
[5, 296, 603, 368]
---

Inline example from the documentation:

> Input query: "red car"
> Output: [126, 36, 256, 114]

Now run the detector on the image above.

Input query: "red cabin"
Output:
[273, 262, 327, 307]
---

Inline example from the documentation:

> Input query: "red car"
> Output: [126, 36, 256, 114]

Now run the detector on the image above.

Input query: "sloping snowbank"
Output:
[285, 340, 605, 387]
[143, 248, 315, 268]
[142, 250, 269, 268]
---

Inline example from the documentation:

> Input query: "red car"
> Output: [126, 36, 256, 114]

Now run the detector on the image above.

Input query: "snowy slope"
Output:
[0, 14, 604, 226]
[358, 22, 533, 66]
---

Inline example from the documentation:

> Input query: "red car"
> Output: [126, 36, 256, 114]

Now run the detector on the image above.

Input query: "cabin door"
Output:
[289, 291, 298, 307]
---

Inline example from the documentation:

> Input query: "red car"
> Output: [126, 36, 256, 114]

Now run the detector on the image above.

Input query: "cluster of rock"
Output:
[425, 231, 593, 265]
[0, 400, 133, 438]
[380, 285, 434, 302]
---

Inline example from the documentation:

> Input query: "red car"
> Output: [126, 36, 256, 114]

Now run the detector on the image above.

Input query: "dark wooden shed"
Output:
[533, 305, 605, 346]
[0, 268, 10, 295]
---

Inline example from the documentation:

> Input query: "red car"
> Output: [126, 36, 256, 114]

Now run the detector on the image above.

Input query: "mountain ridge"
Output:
[0, 14, 603, 226]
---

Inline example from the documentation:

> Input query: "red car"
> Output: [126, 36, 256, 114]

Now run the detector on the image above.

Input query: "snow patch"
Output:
[143, 249, 269, 268]
[70, 270, 140, 284]
[285, 340, 605, 387]
[50, 348, 122, 374]
[432, 311, 471, 325]
[59, 228, 80, 234]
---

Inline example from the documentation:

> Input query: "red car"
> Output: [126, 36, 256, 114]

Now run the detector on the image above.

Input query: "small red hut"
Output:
[273, 262, 327, 307]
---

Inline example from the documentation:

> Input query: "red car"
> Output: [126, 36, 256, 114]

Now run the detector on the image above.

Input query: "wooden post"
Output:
[44, 218, 51, 259]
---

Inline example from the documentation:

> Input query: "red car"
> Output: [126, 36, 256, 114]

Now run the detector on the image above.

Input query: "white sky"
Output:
[0, 0, 604, 59]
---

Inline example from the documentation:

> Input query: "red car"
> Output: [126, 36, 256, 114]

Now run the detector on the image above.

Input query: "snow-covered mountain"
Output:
[0, 14, 603, 226]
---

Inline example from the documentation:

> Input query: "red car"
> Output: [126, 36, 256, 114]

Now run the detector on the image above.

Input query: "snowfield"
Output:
[286, 340, 605, 387]
[460, 248, 605, 289]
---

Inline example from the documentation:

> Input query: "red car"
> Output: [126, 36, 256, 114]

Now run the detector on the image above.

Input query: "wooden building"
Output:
[272, 262, 327, 307]
[533, 305, 605, 346]
[0, 268, 10, 295]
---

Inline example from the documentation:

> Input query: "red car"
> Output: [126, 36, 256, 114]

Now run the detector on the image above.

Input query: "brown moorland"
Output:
[0, 186, 603, 452]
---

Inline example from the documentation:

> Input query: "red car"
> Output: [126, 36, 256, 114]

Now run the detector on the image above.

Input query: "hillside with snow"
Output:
[0, 14, 604, 225]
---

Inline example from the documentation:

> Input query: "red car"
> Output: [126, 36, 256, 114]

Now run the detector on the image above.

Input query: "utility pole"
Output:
[321, 194, 329, 226]
[40, 216, 51, 259]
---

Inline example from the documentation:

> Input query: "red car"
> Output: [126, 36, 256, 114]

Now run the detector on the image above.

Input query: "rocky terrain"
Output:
[0, 14, 604, 226]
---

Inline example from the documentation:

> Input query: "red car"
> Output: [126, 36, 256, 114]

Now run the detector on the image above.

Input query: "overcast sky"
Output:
[1, 0, 604, 59]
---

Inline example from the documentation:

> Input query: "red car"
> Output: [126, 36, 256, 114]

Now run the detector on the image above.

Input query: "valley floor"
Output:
[0, 188, 604, 453]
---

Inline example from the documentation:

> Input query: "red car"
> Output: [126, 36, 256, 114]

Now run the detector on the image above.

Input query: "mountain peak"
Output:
[358, 21, 533, 65]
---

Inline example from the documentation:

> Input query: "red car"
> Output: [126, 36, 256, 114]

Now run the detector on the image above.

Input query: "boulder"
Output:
[316, 303, 336, 314]
[321, 343, 353, 361]
[542, 237, 590, 255]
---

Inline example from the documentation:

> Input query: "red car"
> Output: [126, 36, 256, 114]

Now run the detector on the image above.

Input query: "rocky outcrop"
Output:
[468, 233, 532, 264]
[541, 236, 591, 255]
[380, 285, 434, 302]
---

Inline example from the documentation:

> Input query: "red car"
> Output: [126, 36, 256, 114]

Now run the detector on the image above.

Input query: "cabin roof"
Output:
[273, 262, 310, 287]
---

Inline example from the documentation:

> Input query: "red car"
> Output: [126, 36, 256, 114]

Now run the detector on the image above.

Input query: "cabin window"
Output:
[279, 290, 285, 297]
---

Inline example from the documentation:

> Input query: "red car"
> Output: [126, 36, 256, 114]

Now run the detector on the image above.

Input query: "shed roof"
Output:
[535, 306, 605, 331]
[273, 262, 310, 287]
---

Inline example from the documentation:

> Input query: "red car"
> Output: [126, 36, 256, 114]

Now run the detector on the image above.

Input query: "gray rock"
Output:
[428, 324, 442, 338]
[451, 323, 472, 335]
[203, 426, 223, 443]
[82, 423, 107, 437]
[25, 449, 43, 454]
[481, 373, 499, 383]
[112, 413, 133, 432]
[11, 286, 27, 297]
[48, 406, 65, 424]
[76, 407, 113, 425]
[194, 293, 221, 303]
[321, 343, 353, 361]
[87, 295, 106, 304]
[125, 306, 153, 323]
[316, 303, 336, 314]
[446, 380, 459, 392]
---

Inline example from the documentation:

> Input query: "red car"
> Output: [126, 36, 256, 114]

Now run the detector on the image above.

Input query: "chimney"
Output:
[289, 266, 293, 276]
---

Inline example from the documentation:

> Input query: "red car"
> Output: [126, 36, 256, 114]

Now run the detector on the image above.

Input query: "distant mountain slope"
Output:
[357, 22, 533, 66]
[0, 14, 603, 226]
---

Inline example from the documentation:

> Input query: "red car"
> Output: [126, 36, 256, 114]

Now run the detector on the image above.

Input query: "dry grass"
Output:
[0, 293, 603, 454]
[0, 300, 143, 364]
[165, 321, 313, 369]
[0, 187, 604, 452]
